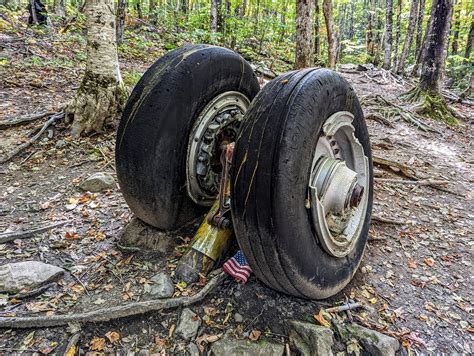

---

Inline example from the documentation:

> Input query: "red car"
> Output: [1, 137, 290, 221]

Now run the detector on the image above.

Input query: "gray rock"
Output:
[55, 140, 67, 148]
[345, 324, 399, 356]
[176, 308, 201, 341]
[288, 320, 334, 356]
[79, 172, 115, 192]
[187, 343, 200, 356]
[211, 334, 284, 356]
[234, 313, 244, 323]
[148, 272, 174, 298]
[119, 217, 175, 253]
[0, 261, 64, 293]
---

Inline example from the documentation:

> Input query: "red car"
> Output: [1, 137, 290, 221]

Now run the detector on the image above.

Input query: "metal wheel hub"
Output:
[187, 91, 250, 206]
[309, 111, 369, 258]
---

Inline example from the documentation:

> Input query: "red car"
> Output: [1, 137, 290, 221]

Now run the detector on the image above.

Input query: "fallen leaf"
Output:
[314, 310, 331, 327]
[249, 329, 261, 341]
[105, 331, 120, 343]
[90, 337, 105, 351]
[424, 258, 435, 267]
[408, 259, 417, 269]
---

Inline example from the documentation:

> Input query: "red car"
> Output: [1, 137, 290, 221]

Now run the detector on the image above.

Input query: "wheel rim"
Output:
[309, 111, 369, 258]
[187, 91, 250, 206]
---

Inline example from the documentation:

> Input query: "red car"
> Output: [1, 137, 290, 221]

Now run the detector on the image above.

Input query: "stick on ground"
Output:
[0, 221, 68, 244]
[0, 271, 227, 328]
[0, 112, 64, 164]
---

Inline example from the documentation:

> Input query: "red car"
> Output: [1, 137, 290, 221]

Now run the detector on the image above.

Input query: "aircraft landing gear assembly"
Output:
[116, 45, 373, 299]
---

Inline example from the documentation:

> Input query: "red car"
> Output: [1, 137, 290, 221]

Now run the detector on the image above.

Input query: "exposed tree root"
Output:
[0, 111, 55, 129]
[402, 87, 458, 125]
[361, 95, 441, 133]
[0, 112, 64, 164]
[65, 72, 128, 138]
[0, 271, 226, 328]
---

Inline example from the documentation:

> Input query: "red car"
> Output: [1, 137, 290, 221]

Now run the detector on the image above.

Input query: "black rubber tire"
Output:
[116, 45, 260, 230]
[231, 68, 373, 299]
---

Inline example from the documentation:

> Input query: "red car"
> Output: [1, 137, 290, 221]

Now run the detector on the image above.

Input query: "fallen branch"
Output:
[0, 112, 64, 164]
[372, 155, 417, 180]
[0, 111, 55, 129]
[326, 302, 362, 314]
[371, 215, 407, 225]
[10, 283, 56, 300]
[0, 271, 226, 328]
[375, 178, 448, 186]
[365, 113, 394, 128]
[0, 221, 67, 244]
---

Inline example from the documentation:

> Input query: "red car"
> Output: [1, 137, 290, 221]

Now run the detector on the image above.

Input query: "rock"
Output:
[0, 261, 64, 293]
[79, 172, 115, 192]
[175, 308, 201, 341]
[234, 313, 243, 323]
[211, 334, 285, 356]
[288, 320, 334, 356]
[55, 140, 67, 148]
[148, 272, 174, 298]
[119, 217, 176, 253]
[187, 343, 199, 356]
[345, 324, 399, 356]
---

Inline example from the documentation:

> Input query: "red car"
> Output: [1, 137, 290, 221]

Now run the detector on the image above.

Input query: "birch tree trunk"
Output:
[295, 0, 315, 68]
[323, 0, 337, 69]
[396, 0, 419, 73]
[65, 0, 127, 137]
[419, 0, 453, 93]
[210, 0, 218, 33]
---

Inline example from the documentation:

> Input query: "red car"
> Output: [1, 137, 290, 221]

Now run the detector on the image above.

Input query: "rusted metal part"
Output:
[208, 143, 234, 230]
[175, 200, 233, 283]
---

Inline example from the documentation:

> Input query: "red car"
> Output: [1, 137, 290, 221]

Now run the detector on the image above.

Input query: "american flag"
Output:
[223, 250, 252, 284]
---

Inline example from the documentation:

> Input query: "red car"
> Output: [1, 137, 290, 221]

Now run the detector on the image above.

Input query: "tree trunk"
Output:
[450, 0, 461, 54]
[323, 0, 337, 69]
[280, 0, 288, 43]
[348, 0, 355, 39]
[295, 0, 315, 68]
[419, 0, 453, 93]
[116, 0, 127, 45]
[65, 0, 127, 137]
[396, 0, 419, 73]
[54, 0, 66, 17]
[149, 0, 156, 22]
[383, 0, 394, 69]
[241, 0, 247, 17]
[465, 19, 474, 59]
[136, 0, 143, 18]
[367, 0, 376, 59]
[393, 0, 402, 69]
[414, 0, 425, 60]
[210, 0, 220, 33]
[314, 0, 321, 58]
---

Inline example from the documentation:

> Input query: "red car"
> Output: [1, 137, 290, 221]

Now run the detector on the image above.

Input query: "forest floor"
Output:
[1, 18, 473, 355]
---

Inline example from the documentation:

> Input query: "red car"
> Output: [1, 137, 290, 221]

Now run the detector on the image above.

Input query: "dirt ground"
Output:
[1, 30, 473, 354]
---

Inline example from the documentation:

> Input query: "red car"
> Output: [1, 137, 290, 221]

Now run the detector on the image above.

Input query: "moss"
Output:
[402, 87, 458, 126]
[78, 70, 119, 95]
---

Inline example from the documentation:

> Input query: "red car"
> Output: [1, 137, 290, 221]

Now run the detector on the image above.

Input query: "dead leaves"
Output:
[248, 329, 261, 341]
[313, 310, 331, 328]
[105, 331, 121, 343]
[423, 257, 435, 267]
[89, 337, 105, 351]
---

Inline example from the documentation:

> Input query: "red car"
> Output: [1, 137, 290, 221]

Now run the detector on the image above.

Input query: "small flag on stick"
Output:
[223, 250, 252, 284]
